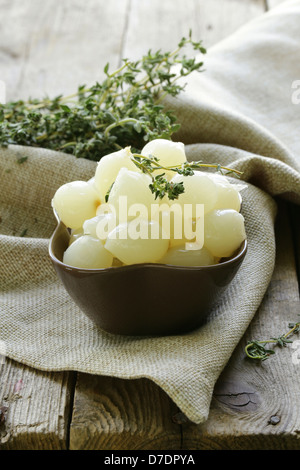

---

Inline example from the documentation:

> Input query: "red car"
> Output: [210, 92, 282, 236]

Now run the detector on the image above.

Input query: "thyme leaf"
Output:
[131, 153, 243, 200]
[0, 33, 206, 161]
[245, 321, 300, 361]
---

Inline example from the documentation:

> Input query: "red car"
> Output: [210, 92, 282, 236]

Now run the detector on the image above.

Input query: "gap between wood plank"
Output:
[118, 0, 132, 68]
[65, 372, 77, 450]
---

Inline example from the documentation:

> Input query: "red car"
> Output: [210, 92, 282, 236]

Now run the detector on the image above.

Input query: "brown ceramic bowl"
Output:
[49, 212, 247, 336]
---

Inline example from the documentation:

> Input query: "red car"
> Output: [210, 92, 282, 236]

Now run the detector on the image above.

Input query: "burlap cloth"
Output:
[1, 0, 300, 424]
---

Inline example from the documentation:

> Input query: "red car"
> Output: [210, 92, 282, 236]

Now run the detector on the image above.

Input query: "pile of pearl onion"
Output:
[51, 139, 246, 269]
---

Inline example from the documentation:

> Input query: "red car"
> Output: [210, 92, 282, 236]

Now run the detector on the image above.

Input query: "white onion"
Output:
[105, 219, 169, 265]
[159, 245, 215, 266]
[204, 209, 246, 258]
[69, 227, 83, 246]
[208, 173, 241, 212]
[94, 147, 139, 202]
[52, 181, 101, 229]
[108, 167, 156, 221]
[63, 235, 113, 269]
[169, 171, 218, 216]
[141, 139, 187, 179]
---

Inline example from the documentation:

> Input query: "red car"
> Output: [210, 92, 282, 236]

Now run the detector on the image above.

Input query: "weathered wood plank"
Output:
[0, 0, 130, 101]
[179, 201, 300, 450]
[0, 0, 267, 104]
[122, 0, 267, 60]
[70, 375, 181, 450]
[0, 358, 75, 450]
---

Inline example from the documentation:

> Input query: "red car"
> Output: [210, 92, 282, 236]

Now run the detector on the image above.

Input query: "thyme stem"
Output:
[132, 153, 243, 177]
[104, 118, 140, 138]
[128, 153, 243, 201]
[0, 32, 207, 160]
[245, 321, 300, 361]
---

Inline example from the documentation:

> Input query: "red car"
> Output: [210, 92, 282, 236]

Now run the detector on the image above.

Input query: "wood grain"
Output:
[1, 0, 268, 102]
[1, 0, 130, 101]
[70, 375, 181, 450]
[0, 358, 75, 450]
[122, 0, 267, 60]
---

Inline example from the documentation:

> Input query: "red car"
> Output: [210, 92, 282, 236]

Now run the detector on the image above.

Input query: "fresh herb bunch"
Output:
[245, 321, 300, 361]
[0, 31, 206, 161]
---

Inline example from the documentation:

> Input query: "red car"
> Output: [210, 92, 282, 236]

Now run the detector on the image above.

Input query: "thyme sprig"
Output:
[130, 153, 243, 200]
[245, 321, 300, 361]
[0, 31, 207, 160]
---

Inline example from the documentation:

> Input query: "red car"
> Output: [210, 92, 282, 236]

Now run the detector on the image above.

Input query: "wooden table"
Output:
[1, 0, 300, 450]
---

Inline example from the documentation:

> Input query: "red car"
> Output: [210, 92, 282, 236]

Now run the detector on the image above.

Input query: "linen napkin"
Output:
[0, 0, 300, 424]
